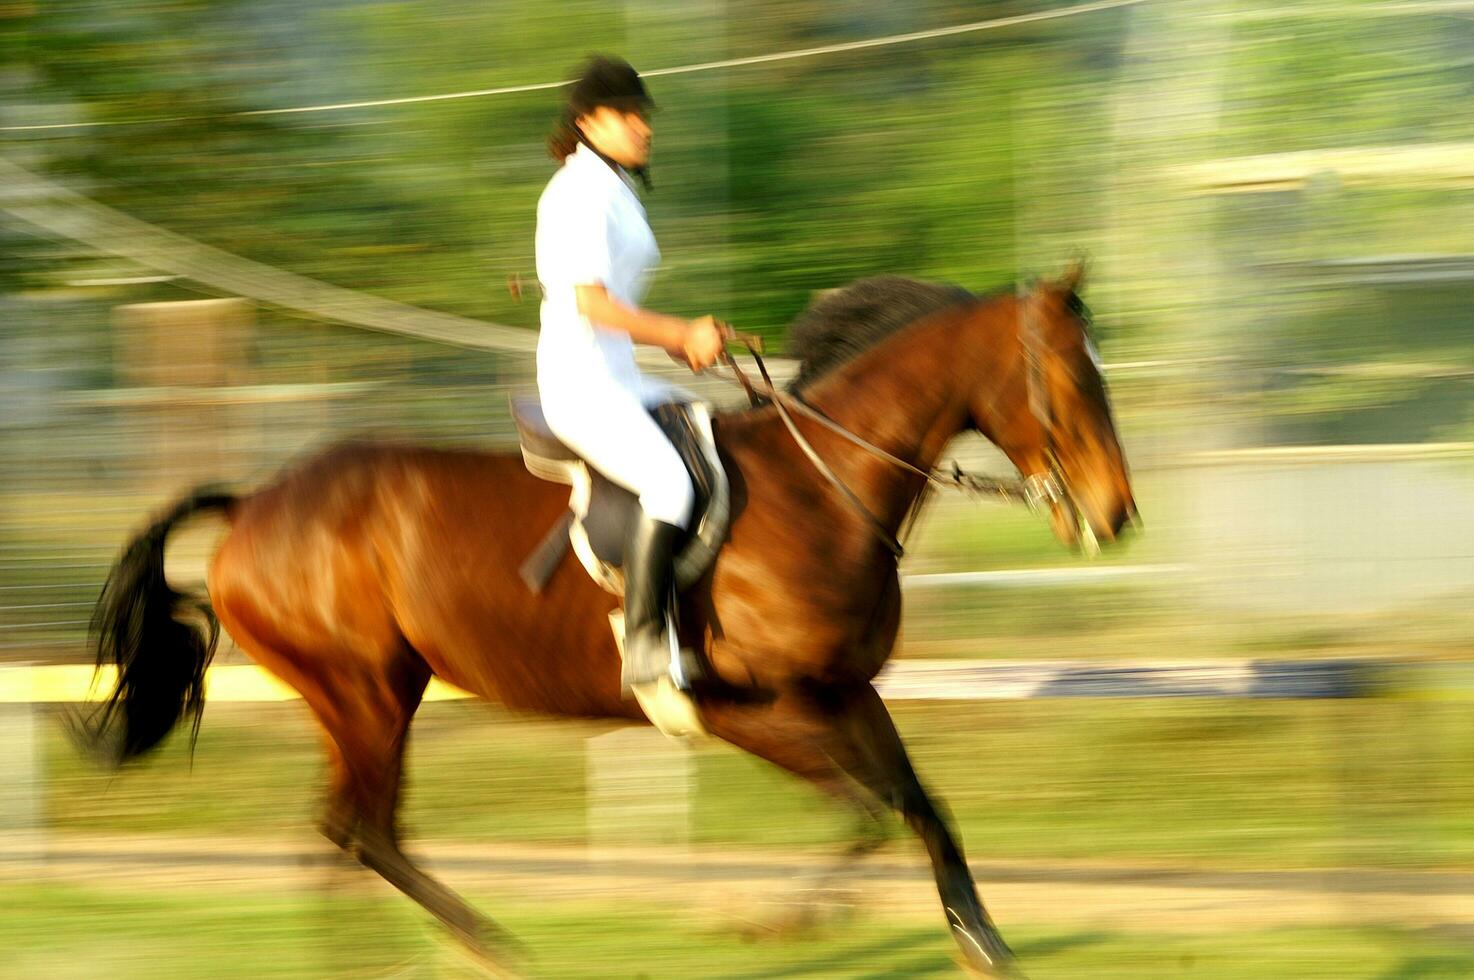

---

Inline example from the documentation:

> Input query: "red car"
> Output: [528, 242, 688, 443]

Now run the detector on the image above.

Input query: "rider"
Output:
[535, 55, 726, 695]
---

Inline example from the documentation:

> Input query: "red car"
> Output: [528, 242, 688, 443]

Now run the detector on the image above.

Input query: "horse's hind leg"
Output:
[218, 613, 512, 963]
[306, 650, 428, 854]
[300, 652, 516, 960]
[317, 738, 358, 852]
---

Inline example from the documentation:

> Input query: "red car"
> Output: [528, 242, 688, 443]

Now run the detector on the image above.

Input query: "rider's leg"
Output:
[541, 387, 694, 692]
[620, 509, 685, 690]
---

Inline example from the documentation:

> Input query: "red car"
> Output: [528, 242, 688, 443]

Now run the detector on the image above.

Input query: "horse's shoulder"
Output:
[711, 407, 785, 471]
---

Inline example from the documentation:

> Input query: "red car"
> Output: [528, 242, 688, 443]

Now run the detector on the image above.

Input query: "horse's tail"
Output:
[83, 486, 239, 764]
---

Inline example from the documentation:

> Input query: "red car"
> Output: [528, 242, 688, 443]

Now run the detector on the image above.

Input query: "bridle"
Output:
[717, 283, 1090, 560]
[1011, 280, 1094, 554]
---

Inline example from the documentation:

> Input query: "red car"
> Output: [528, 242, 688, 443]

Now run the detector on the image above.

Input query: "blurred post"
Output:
[1101, 0, 1239, 609]
[0, 665, 41, 838]
[585, 729, 693, 853]
[112, 298, 255, 489]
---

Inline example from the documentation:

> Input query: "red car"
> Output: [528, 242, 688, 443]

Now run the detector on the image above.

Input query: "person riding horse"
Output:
[84, 53, 1138, 979]
[535, 55, 725, 695]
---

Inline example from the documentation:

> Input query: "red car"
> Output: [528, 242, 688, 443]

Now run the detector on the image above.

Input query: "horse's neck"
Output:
[791, 302, 1003, 531]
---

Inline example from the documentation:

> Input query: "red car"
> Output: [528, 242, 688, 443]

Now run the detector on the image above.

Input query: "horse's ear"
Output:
[1059, 254, 1088, 294]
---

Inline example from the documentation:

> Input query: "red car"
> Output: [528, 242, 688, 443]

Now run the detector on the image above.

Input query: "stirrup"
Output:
[620, 610, 695, 695]
[609, 610, 708, 739]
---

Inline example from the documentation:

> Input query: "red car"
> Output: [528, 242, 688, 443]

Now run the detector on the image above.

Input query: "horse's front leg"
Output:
[831, 683, 1021, 978]
[704, 683, 1021, 977]
[700, 693, 893, 934]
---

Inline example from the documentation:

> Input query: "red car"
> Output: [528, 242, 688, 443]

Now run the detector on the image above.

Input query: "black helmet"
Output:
[566, 55, 654, 117]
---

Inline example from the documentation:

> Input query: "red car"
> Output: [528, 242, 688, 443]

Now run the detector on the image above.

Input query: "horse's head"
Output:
[968, 262, 1138, 553]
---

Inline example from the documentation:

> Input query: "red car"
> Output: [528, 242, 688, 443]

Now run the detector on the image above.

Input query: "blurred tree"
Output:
[0, 0, 1468, 379]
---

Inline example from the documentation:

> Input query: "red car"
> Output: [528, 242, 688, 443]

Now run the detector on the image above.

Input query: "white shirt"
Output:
[535, 143, 660, 401]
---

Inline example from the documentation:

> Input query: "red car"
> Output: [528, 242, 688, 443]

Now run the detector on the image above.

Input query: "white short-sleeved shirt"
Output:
[535, 143, 660, 401]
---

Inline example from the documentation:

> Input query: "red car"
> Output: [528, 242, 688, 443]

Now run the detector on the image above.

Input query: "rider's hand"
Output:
[682, 316, 726, 372]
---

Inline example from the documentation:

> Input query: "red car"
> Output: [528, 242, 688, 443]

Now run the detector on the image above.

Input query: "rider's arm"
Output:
[575, 284, 688, 351]
[576, 284, 725, 369]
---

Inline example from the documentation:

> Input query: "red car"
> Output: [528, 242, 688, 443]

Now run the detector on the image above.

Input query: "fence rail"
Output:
[4, 658, 1452, 704]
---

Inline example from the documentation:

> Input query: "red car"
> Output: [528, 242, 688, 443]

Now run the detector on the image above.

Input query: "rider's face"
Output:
[578, 106, 652, 169]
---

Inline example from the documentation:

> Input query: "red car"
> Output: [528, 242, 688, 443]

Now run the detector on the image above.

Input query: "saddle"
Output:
[511, 395, 731, 597]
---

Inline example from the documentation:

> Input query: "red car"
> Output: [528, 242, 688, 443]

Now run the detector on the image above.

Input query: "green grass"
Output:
[2, 881, 1472, 979]
[35, 699, 1474, 870]
[897, 583, 1474, 662]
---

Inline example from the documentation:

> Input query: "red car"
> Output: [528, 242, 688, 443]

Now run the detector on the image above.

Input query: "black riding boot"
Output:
[621, 513, 683, 695]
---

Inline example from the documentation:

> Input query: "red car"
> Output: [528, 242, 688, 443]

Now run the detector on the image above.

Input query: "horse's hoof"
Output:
[949, 910, 1024, 979]
[956, 956, 1027, 980]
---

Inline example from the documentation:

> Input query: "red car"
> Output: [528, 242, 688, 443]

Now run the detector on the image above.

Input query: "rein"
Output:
[716, 327, 1062, 559]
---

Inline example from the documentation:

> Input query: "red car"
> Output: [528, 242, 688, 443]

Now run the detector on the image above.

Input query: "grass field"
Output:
[4, 880, 1473, 979]
[29, 698, 1474, 870]
[10, 686, 1474, 978]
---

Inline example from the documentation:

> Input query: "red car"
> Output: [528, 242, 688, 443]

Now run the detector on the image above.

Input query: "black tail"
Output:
[84, 486, 238, 764]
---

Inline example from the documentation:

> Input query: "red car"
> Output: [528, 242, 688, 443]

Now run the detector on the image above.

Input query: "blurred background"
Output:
[2, 1, 1473, 977]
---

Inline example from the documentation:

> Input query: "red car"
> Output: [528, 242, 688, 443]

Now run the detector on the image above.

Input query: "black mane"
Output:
[786, 276, 975, 393]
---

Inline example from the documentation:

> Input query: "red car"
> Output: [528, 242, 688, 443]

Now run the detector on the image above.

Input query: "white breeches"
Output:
[539, 381, 695, 529]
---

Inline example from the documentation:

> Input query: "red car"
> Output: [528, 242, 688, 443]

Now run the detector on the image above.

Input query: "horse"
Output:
[85, 265, 1135, 978]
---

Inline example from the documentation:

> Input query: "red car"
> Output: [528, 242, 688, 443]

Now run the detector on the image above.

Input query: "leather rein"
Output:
[715, 292, 1070, 560]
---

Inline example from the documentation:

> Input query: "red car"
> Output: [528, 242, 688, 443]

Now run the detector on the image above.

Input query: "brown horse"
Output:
[87, 268, 1135, 978]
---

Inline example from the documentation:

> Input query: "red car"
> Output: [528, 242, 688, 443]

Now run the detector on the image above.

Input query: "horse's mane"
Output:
[786, 276, 975, 393]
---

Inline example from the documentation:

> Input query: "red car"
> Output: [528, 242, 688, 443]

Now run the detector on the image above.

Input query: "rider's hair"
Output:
[547, 109, 581, 163]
